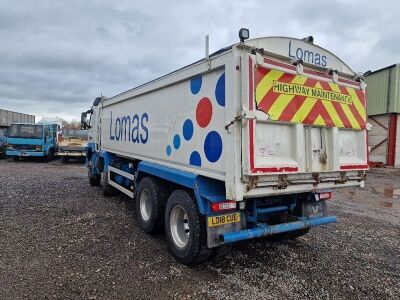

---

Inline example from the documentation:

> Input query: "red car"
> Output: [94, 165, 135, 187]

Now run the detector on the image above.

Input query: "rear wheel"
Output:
[165, 190, 211, 265]
[13, 157, 19, 162]
[136, 177, 169, 234]
[61, 156, 69, 164]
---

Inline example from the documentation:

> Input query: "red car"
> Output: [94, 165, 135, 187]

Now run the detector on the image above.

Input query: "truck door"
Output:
[242, 53, 368, 177]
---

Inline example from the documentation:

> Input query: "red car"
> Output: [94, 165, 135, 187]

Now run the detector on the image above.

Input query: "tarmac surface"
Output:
[0, 159, 399, 299]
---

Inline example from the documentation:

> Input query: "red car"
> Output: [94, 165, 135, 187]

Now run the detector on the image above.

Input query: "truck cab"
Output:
[6, 122, 58, 161]
[57, 126, 88, 163]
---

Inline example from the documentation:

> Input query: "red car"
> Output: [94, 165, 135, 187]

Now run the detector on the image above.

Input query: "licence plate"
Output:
[208, 213, 240, 227]
[20, 152, 28, 156]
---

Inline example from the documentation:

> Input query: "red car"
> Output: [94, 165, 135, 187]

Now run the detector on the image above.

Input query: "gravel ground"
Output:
[0, 159, 399, 299]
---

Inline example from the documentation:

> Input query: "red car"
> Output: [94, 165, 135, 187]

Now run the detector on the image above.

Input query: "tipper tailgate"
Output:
[243, 55, 368, 177]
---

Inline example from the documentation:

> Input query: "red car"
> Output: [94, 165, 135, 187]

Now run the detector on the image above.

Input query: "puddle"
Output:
[371, 187, 400, 197]
[370, 187, 400, 209]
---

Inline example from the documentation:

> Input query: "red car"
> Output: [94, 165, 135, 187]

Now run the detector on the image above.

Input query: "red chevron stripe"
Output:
[303, 100, 334, 126]
[348, 104, 366, 129]
[339, 86, 366, 129]
[331, 102, 353, 128]
[317, 81, 353, 128]
[354, 89, 366, 107]
[255, 67, 271, 86]
[257, 72, 297, 113]
[278, 78, 318, 122]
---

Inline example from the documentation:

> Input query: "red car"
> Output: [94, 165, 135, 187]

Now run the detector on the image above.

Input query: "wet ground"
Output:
[0, 159, 399, 299]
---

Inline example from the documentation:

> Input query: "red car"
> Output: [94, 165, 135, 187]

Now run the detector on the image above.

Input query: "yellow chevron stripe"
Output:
[341, 103, 361, 129]
[329, 82, 362, 129]
[290, 97, 317, 123]
[255, 69, 283, 104]
[314, 115, 326, 126]
[322, 100, 344, 127]
[312, 82, 343, 127]
[345, 87, 366, 120]
[268, 75, 308, 119]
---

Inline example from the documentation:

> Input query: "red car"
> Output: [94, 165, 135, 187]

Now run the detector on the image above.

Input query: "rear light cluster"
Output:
[315, 191, 332, 201]
[211, 200, 236, 212]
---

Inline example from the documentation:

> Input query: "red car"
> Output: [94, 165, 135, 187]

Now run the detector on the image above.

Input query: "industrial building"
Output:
[365, 64, 400, 167]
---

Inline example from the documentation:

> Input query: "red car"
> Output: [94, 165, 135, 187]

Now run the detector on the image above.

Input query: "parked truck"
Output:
[57, 126, 88, 163]
[81, 31, 368, 264]
[0, 109, 35, 158]
[6, 122, 59, 161]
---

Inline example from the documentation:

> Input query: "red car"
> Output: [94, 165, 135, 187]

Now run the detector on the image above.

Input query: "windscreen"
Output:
[62, 128, 88, 138]
[8, 124, 43, 139]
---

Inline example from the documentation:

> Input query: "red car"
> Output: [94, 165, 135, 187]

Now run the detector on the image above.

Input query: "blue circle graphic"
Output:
[189, 151, 201, 166]
[183, 119, 194, 141]
[190, 76, 202, 94]
[204, 131, 223, 163]
[215, 73, 225, 107]
[173, 134, 181, 149]
[166, 145, 171, 156]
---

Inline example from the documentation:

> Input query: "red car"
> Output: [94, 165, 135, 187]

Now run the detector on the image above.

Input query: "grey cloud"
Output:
[0, 0, 399, 120]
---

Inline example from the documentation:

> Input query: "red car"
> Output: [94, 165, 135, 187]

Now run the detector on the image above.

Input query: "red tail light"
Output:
[318, 191, 332, 200]
[211, 201, 237, 212]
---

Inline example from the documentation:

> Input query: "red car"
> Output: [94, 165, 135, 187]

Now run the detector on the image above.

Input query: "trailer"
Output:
[82, 31, 368, 264]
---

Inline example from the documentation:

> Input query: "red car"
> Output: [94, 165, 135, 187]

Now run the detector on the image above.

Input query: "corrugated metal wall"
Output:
[365, 64, 400, 115]
[0, 109, 35, 127]
[396, 114, 400, 167]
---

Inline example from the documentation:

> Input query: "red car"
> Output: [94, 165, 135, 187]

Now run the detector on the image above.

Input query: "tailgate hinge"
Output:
[225, 110, 256, 132]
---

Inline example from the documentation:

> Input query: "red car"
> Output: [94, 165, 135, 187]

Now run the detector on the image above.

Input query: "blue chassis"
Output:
[86, 144, 337, 244]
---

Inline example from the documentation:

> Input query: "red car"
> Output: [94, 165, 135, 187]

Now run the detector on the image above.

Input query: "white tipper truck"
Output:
[81, 30, 368, 265]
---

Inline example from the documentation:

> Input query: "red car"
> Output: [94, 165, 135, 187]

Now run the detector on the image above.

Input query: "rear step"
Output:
[219, 216, 337, 244]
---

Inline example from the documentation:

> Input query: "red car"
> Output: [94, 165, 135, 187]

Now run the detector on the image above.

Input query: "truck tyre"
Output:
[46, 149, 54, 162]
[88, 167, 101, 186]
[102, 169, 116, 197]
[61, 156, 69, 164]
[165, 190, 211, 265]
[136, 177, 169, 234]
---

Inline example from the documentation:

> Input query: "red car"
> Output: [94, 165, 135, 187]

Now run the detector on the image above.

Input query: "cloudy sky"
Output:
[1, 0, 399, 121]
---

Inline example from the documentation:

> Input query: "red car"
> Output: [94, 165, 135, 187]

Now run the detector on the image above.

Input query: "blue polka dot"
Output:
[166, 145, 171, 156]
[190, 151, 201, 166]
[183, 119, 194, 141]
[204, 131, 223, 163]
[215, 73, 225, 107]
[173, 134, 181, 149]
[190, 76, 202, 94]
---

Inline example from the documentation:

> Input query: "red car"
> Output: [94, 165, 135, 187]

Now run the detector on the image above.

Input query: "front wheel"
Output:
[88, 166, 101, 186]
[46, 149, 54, 162]
[165, 190, 211, 265]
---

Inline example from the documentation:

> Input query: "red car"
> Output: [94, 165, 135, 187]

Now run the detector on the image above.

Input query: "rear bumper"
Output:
[220, 216, 337, 244]
[6, 150, 45, 157]
[56, 152, 85, 157]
